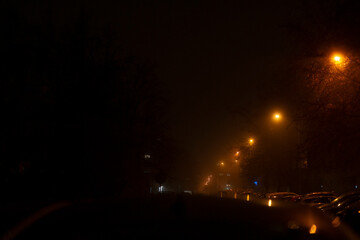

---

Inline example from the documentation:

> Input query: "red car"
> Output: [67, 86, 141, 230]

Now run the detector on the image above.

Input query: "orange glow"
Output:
[268, 199, 272, 207]
[246, 194, 250, 201]
[235, 151, 240, 157]
[234, 193, 237, 199]
[332, 53, 346, 66]
[249, 138, 254, 145]
[334, 56, 341, 62]
[272, 112, 282, 121]
[204, 175, 212, 186]
[220, 161, 224, 166]
[309, 224, 317, 234]
[332, 216, 341, 228]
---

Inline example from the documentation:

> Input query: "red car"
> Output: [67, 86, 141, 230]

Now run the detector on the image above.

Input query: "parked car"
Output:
[300, 195, 336, 208]
[318, 192, 360, 210]
[266, 192, 298, 200]
[324, 195, 360, 216]
[293, 192, 337, 205]
[303, 192, 337, 199]
[334, 199, 360, 234]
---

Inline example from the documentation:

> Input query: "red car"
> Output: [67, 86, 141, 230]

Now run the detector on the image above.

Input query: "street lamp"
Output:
[331, 53, 347, 66]
[272, 112, 282, 122]
[332, 53, 343, 64]
[249, 138, 254, 146]
[334, 55, 341, 62]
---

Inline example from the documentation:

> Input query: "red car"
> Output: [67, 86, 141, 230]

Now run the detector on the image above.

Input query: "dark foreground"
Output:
[1, 194, 359, 240]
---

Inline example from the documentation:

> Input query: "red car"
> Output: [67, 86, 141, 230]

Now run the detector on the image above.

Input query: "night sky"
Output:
[112, 0, 294, 176]
[5, 0, 358, 194]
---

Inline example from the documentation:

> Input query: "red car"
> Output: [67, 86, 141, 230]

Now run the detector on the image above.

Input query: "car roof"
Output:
[267, 192, 298, 196]
[304, 192, 335, 196]
[302, 195, 336, 200]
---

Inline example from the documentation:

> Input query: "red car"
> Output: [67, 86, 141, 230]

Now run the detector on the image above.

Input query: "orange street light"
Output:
[332, 53, 346, 66]
[219, 161, 225, 166]
[334, 55, 341, 62]
[272, 112, 282, 122]
[249, 138, 254, 146]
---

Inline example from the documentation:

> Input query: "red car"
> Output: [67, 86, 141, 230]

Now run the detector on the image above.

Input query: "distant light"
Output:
[234, 193, 237, 199]
[355, 185, 358, 189]
[249, 138, 254, 145]
[332, 216, 341, 228]
[144, 154, 151, 159]
[247, 194, 250, 202]
[309, 224, 317, 234]
[268, 199, 272, 207]
[159, 186, 164, 193]
[272, 112, 282, 122]
[184, 190, 192, 195]
[220, 161, 225, 166]
[254, 181, 258, 186]
[204, 175, 212, 185]
[332, 54, 345, 65]
[334, 56, 341, 62]
[321, 185, 323, 188]
[288, 221, 300, 230]
[358, 210, 360, 214]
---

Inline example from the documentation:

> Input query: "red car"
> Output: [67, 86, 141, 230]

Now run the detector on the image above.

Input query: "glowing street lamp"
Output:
[332, 53, 346, 66]
[249, 138, 254, 146]
[272, 112, 282, 122]
[334, 55, 341, 63]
